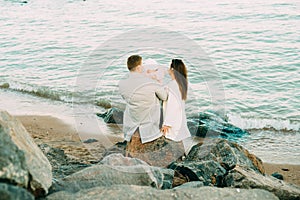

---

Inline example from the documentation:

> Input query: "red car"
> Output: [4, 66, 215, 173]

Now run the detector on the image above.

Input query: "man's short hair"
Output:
[127, 55, 142, 71]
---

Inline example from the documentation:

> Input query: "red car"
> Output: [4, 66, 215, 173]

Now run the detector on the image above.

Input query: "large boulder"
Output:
[0, 111, 52, 196]
[100, 153, 149, 166]
[0, 183, 34, 200]
[186, 138, 265, 174]
[169, 138, 300, 200]
[169, 160, 227, 186]
[224, 166, 300, 200]
[46, 185, 279, 200]
[100, 153, 174, 189]
[96, 107, 123, 124]
[126, 131, 184, 167]
[187, 111, 249, 141]
[168, 138, 264, 187]
[0, 123, 28, 187]
[51, 164, 174, 193]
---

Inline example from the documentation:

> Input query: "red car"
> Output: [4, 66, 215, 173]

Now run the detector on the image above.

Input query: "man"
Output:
[118, 55, 168, 144]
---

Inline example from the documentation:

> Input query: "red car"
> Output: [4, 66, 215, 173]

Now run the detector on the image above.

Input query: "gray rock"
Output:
[168, 138, 264, 186]
[100, 153, 149, 166]
[0, 183, 34, 200]
[0, 111, 52, 196]
[281, 168, 289, 171]
[96, 107, 123, 124]
[187, 111, 249, 142]
[0, 123, 28, 187]
[224, 166, 300, 200]
[174, 181, 204, 189]
[38, 144, 91, 179]
[101, 141, 127, 158]
[51, 164, 174, 193]
[272, 172, 284, 180]
[95, 99, 112, 109]
[46, 185, 279, 200]
[186, 138, 265, 174]
[83, 138, 98, 144]
[169, 160, 227, 186]
[0, 82, 9, 89]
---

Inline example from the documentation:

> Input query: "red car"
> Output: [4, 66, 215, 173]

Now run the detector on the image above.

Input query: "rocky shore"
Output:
[1, 109, 300, 200]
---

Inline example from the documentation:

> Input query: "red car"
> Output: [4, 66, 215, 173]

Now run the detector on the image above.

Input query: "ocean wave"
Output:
[0, 81, 120, 110]
[0, 81, 82, 104]
[227, 114, 300, 132]
[0, 81, 119, 110]
[3, 82, 72, 101]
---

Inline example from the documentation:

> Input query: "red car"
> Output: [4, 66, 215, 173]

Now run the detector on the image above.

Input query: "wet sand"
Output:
[264, 163, 300, 186]
[16, 115, 300, 186]
[16, 115, 123, 163]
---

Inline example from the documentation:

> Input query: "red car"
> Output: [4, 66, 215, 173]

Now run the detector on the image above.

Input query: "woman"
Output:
[161, 59, 196, 155]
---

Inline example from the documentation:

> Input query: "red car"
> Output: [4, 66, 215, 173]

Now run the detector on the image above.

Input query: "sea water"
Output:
[0, 0, 299, 164]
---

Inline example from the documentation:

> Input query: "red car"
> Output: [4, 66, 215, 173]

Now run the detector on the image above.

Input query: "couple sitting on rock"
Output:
[118, 55, 196, 166]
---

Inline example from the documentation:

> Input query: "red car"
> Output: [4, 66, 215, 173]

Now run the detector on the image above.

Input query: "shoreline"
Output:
[16, 114, 300, 186]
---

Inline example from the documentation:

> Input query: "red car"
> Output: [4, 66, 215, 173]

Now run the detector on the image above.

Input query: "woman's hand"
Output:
[161, 125, 171, 135]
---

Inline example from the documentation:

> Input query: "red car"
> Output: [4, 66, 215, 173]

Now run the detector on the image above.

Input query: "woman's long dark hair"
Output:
[170, 59, 188, 100]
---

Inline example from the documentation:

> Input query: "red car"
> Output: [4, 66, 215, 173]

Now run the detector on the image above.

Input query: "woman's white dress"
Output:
[163, 80, 195, 154]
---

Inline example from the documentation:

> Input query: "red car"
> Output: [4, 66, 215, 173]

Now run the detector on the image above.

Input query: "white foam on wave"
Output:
[227, 113, 300, 132]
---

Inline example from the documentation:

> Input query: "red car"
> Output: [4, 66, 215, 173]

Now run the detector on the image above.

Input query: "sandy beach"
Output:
[16, 115, 300, 186]
[16, 115, 123, 164]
